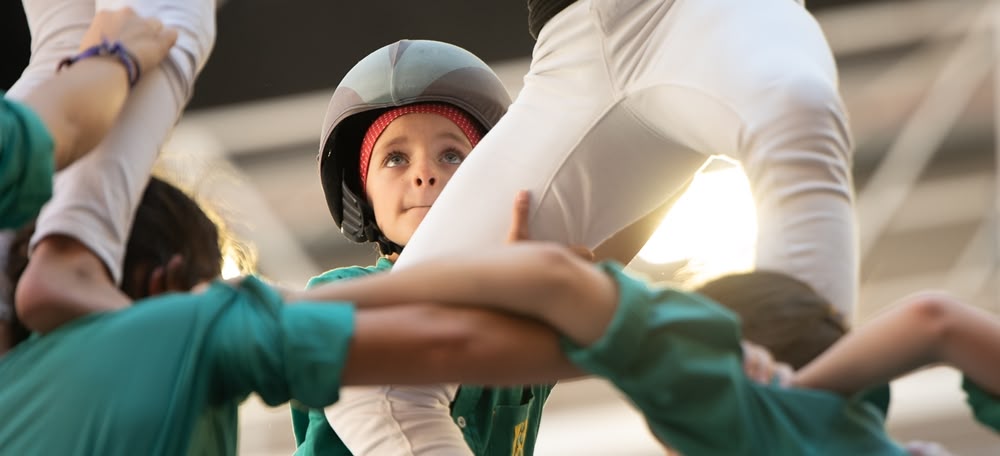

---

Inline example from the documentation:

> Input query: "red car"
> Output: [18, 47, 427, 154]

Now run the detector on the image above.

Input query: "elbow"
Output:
[12, 236, 123, 333]
[900, 291, 962, 345]
[13, 264, 59, 333]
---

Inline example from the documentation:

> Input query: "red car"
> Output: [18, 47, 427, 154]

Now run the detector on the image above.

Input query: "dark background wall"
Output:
[1, 0, 882, 109]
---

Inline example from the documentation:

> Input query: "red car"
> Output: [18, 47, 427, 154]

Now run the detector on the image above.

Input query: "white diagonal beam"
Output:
[857, 15, 994, 259]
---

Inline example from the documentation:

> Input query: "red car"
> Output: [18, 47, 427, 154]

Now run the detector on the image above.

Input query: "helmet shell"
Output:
[318, 39, 511, 243]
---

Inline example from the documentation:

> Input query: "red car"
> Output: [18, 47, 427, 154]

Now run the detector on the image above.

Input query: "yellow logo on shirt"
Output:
[511, 419, 528, 456]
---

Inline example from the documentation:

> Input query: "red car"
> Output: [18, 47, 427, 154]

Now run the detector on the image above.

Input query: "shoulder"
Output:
[115, 277, 278, 329]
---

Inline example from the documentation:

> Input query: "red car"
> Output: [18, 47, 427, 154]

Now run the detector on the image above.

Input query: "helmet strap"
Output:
[356, 199, 404, 256]
[375, 233, 404, 256]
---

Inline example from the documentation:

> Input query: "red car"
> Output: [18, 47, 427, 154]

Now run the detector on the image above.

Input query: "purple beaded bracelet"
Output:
[57, 38, 141, 88]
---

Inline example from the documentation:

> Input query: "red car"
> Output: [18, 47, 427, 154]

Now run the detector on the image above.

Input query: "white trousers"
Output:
[6, 0, 216, 283]
[332, 0, 857, 454]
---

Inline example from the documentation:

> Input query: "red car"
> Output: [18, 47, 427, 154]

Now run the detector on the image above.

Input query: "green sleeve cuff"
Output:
[0, 97, 55, 228]
[856, 383, 892, 418]
[280, 300, 355, 408]
[963, 375, 1000, 432]
[560, 262, 648, 377]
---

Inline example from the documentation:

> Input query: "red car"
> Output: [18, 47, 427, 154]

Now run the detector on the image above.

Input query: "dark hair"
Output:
[694, 271, 848, 370]
[5, 176, 223, 346]
[119, 177, 222, 299]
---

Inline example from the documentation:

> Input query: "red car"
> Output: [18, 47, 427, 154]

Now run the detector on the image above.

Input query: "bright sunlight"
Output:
[636, 162, 757, 282]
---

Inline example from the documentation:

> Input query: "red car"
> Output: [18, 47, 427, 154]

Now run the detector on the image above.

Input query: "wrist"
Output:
[58, 39, 141, 88]
[71, 57, 131, 84]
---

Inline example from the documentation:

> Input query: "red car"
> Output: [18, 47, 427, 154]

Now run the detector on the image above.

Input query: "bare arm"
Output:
[21, 58, 129, 170]
[19, 8, 176, 170]
[290, 243, 619, 346]
[342, 303, 585, 386]
[793, 292, 1000, 396]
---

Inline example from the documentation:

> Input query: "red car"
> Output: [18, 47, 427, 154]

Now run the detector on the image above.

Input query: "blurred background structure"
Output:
[3, 0, 1000, 453]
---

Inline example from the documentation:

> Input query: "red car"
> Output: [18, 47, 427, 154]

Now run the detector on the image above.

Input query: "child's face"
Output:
[365, 113, 473, 246]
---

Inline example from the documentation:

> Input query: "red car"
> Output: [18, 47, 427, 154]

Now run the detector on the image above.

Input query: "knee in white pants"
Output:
[744, 74, 853, 188]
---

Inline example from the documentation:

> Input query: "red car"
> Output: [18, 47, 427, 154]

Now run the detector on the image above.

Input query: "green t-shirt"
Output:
[292, 258, 553, 456]
[562, 263, 908, 455]
[0, 276, 354, 455]
[963, 376, 1000, 432]
[0, 94, 55, 229]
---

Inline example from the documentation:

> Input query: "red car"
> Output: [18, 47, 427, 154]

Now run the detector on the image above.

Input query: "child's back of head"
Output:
[695, 271, 847, 369]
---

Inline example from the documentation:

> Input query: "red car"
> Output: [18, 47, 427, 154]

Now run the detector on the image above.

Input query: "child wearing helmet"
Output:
[296, 39, 552, 456]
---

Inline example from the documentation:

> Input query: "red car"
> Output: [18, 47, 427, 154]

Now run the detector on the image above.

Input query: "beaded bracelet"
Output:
[57, 38, 141, 88]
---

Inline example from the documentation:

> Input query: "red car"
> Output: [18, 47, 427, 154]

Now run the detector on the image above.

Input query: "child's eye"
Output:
[440, 149, 465, 165]
[383, 152, 408, 168]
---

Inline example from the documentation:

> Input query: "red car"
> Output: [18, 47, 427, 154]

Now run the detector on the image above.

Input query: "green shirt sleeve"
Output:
[562, 263, 752, 454]
[207, 276, 355, 409]
[0, 95, 55, 229]
[295, 263, 392, 455]
[562, 263, 905, 456]
[290, 402, 311, 445]
[963, 376, 1000, 432]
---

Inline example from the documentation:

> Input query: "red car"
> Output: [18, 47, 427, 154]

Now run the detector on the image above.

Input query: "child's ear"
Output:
[147, 254, 185, 296]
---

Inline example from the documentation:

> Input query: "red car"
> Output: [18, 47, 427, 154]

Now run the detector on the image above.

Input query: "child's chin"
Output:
[408, 208, 431, 225]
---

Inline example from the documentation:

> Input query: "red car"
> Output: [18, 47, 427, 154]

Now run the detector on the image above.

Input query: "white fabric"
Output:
[325, 385, 471, 456]
[336, 0, 856, 454]
[6, 0, 216, 284]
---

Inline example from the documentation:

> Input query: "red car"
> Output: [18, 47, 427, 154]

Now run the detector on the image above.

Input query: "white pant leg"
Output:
[397, 0, 708, 267]
[599, 0, 856, 315]
[401, 0, 857, 318]
[325, 385, 471, 456]
[13, 0, 215, 283]
[7, 0, 95, 99]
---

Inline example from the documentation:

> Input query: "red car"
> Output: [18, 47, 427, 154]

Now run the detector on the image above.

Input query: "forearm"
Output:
[794, 293, 1000, 395]
[20, 58, 129, 170]
[295, 244, 588, 321]
[293, 244, 618, 345]
[342, 303, 584, 386]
